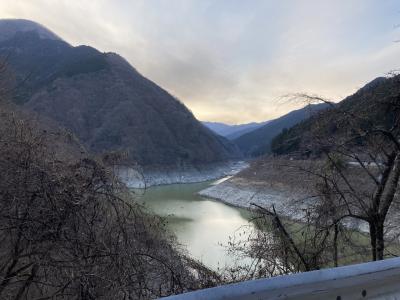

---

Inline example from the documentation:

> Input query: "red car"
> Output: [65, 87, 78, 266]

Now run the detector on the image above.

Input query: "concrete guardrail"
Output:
[163, 257, 400, 299]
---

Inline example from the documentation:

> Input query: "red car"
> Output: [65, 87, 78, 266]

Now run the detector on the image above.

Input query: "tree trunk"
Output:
[369, 222, 377, 261]
[333, 223, 339, 267]
[376, 221, 385, 260]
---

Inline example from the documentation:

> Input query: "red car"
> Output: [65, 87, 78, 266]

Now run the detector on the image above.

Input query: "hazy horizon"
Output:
[1, 0, 399, 124]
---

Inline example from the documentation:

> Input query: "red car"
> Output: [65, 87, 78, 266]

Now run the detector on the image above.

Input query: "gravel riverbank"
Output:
[198, 158, 320, 218]
[198, 177, 305, 217]
[198, 159, 374, 233]
[199, 176, 370, 232]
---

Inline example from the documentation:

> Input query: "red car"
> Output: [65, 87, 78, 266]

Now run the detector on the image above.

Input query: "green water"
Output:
[135, 180, 255, 271]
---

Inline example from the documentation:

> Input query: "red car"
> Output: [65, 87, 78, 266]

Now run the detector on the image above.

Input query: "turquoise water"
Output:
[135, 181, 254, 271]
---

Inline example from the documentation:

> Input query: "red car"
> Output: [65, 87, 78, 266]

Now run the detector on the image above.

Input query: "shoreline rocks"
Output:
[117, 161, 249, 188]
[198, 178, 303, 217]
[198, 177, 370, 233]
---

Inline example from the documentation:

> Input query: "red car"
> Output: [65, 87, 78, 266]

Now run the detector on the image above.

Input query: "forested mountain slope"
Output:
[0, 19, 240, 170]
[271, 76, 399, 156]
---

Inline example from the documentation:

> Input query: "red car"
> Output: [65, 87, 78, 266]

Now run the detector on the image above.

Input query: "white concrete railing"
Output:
[163, 257, 400, 300]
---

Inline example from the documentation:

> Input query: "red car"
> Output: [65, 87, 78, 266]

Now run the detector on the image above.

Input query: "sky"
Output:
[0, 0, 399, 124]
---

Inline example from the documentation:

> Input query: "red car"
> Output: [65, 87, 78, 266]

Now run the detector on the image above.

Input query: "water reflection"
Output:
[135, 181, 254, 271]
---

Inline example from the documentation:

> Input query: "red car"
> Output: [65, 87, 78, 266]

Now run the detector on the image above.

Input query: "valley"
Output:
[0, 10, 399, 299]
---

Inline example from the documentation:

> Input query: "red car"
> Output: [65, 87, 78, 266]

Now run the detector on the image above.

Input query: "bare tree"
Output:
[0, 59, 219, 299]
[224, 75, 400, 283]
[223, 196, 359, 282]
[274, 74, 400, 261]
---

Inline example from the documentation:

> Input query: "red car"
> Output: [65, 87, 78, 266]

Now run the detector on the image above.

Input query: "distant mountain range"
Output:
[202, 121, 270, 140]
[0, 19, 240, 170]
[233, 103, 329, 157]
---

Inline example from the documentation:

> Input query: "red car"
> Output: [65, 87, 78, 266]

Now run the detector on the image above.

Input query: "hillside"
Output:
[271, 76, 400, 156]
[0, 102, 86, 162]
[202, 120, 269, 139]
[0, 19, 240, 171]
[233, 103, 329, 157]
[0, 99, 205, 298]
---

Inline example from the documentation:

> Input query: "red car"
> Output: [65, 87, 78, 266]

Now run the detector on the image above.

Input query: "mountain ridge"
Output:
[271, 76, 399, 156]
[0, 19, 240, 171]
[202, 120, 270, 140]
[233, 103, 329, 157]
[0, 19, 62, 42]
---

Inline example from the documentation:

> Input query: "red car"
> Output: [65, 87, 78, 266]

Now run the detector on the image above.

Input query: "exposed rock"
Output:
[118, 161, 248, 188]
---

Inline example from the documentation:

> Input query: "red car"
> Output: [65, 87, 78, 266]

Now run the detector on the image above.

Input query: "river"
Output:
[135, 180, 255, 271]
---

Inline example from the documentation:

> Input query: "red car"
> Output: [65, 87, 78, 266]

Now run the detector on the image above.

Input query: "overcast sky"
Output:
[1, 0, 399, 124]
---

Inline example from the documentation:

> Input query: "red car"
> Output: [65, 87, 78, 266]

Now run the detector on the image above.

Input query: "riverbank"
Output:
[198, 158, 313, 217]
[198, 158, 371, 232]
[117, 160, 249, 188]
[198, 176, 307, 218]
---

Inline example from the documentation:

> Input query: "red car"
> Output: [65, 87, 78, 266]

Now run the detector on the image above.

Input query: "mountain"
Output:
[358, 76, 386, 93]
[233, 103, 329, 157]
[0, 19, 61, 42]
[202, 121, 270, 140]
[0, 19, 240, 171]
[271, 76, 399, 156]
[0, 101, 86, 163]
[226, 122, 271, 140]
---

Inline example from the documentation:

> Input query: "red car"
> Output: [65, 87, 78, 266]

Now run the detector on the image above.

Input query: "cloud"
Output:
[0, 0, 399, 124]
